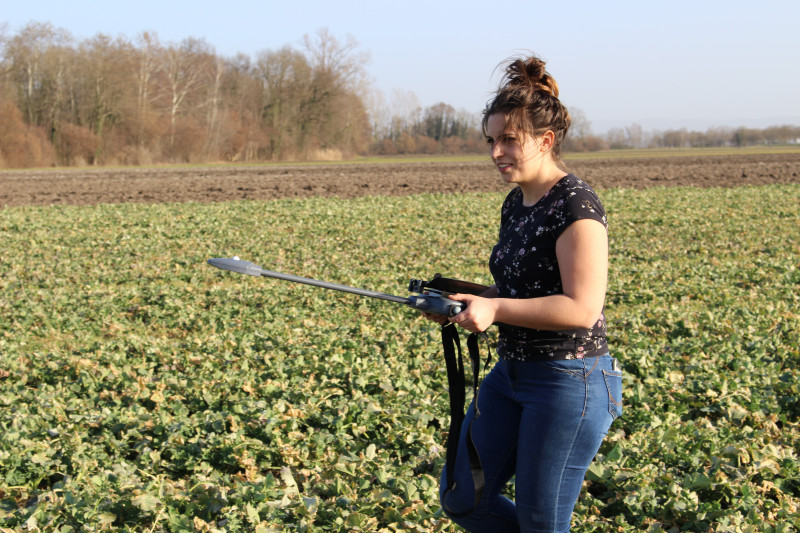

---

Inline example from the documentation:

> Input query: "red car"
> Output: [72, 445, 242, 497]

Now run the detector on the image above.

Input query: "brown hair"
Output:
[482, 55, 571, 163]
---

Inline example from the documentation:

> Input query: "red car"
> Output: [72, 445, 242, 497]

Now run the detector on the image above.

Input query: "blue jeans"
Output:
[439, 355, 622, 533]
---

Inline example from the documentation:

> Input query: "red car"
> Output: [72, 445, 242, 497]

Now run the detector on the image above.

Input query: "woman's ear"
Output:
[540, 130, 556, 153]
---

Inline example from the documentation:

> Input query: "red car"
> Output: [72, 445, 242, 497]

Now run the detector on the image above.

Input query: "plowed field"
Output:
[1, 152, 798, 207]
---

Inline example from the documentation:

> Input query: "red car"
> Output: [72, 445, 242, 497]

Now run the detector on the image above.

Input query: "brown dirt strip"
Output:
[1, 153, 798, 208]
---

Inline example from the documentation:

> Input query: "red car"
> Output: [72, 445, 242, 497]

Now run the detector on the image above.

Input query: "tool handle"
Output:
[407, 294, 464, 317]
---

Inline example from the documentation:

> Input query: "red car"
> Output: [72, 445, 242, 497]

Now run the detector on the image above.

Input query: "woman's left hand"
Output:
[447, 294, 497, 333]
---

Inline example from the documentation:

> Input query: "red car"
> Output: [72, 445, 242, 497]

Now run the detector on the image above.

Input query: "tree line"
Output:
[565, 110, 800, 151]
[0, 22, 485, 168]
[1, 22, 797, 169]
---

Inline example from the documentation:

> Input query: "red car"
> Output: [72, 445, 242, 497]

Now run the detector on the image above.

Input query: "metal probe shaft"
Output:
[208, 258, 410, 305]
[259, 267, 411, 304]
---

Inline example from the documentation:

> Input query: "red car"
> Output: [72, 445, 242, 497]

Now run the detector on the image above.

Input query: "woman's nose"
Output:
[490, 141, 502, 159]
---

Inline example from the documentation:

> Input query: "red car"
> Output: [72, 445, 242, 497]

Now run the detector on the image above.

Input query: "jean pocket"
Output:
[536, 358, 586, 379]
[602, 370, 623, 420]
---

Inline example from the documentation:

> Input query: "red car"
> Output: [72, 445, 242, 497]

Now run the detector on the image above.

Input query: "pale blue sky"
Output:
[2, 0, 798, 133]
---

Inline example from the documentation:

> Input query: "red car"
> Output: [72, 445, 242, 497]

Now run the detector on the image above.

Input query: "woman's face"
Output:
[485, 113, 546, 185]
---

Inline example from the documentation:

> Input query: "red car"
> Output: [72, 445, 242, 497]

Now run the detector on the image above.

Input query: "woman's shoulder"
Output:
[557, 174, 607, 225]
[558, 174, 598, 196]
[553, 175, 604, 206]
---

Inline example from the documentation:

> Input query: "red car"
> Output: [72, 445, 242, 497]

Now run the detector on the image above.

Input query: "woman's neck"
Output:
[520, 167, 568, 206]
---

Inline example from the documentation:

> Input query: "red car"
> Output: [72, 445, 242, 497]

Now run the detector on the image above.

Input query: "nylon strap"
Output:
[441, 324, 491, 516]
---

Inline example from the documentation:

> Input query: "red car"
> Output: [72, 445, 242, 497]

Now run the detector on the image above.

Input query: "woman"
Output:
[429, 55, 622, 532]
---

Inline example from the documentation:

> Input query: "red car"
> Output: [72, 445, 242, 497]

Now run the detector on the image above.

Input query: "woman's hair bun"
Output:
[503, 55, 560, 99]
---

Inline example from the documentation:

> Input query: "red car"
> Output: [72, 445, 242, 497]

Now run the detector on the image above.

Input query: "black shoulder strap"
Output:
[441, 323, 464, 493]
[440, 324, 492, 516]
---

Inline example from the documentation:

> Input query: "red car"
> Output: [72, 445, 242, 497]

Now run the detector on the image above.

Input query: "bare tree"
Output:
[733, 127, 765, 147]
[5, 22, 72, 128]
[74, 34, 136, 161]
[388, 89, 421, 141]
[162, 37, 214, 159]
[219, 53, 263, 161]
[302, 28, 370, 94]
[569, 107, 593, 140]
[564, 107, 608, 151]
[0, 23, 12, 97]
[660, 128, 690, 148]
[300, 28, 372, 157]
[420, 102, 475, 142]
[255, 46, 312, 159]
[625, 123, 644, 148]
[131, 31, 163, 160]
[364, 87, 390, 140]
[605, 127, 627, 149]
[201, 55, 226, 158]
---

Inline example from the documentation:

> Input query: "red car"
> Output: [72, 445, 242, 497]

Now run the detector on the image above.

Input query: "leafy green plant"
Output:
[1, 185, 798, 531]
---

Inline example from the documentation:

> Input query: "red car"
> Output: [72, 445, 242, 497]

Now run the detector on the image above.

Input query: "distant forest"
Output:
[2, 22, 799, 169]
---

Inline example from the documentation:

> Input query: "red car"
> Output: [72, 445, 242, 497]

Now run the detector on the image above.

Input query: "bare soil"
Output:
[1, 153, 798, 208]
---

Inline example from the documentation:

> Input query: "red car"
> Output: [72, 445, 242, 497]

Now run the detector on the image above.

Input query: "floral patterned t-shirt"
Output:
[489, 174, 608, 361]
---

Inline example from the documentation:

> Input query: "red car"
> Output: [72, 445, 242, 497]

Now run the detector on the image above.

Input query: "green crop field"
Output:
[1, 184, 799, 532]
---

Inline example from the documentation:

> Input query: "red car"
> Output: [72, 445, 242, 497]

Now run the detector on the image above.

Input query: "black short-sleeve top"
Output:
[489, 174, 608, 361]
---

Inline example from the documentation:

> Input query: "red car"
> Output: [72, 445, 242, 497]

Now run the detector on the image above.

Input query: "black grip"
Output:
[408, 294, 463, 316]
